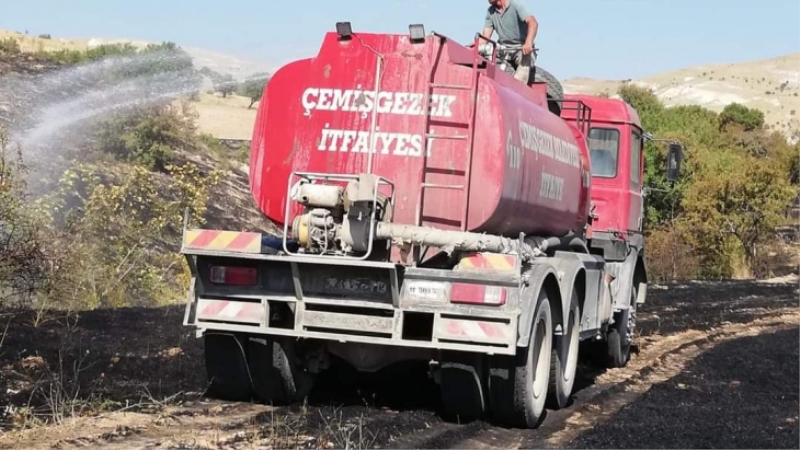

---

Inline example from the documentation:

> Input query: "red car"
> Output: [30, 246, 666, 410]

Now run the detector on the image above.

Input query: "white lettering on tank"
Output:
[539, 172, 564, 201]
[517, 120, 580, 168]
[301, 87, 456, 118]
[434, 94, 456, 117]
[302, 88, 319, 116]
[317, 88, 333, 110]
[316, 125, 429, 157]
[332, 89, 353, 111]
[506, 130, 521, 169]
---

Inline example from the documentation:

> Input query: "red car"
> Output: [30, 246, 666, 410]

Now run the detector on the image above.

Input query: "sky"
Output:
[1, 0, 799, 80]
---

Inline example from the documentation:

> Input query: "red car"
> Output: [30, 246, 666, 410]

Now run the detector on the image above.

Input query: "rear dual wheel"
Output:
[488, 290, 553, 428]
[439, 287, 582, 428]
[548, 290, 581, 409]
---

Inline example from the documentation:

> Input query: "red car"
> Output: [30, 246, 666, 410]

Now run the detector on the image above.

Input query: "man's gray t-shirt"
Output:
[485, 0, 531, 45]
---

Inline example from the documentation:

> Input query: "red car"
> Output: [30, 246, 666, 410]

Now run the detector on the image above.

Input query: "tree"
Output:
[237, 73, 270, 108]
[215, 73, 236, 98]
[682, 152, 794, 276]
[618, 84, 664, 125]
[719, 103, 765, 132]
[200, 68, 238, 98]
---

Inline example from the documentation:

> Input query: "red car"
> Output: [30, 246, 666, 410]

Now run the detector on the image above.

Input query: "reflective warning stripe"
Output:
[457, 253, 517, 272]
[197, 299, 265, 323]
[183, 229, 262, 253]
[436, 317, 513, 344]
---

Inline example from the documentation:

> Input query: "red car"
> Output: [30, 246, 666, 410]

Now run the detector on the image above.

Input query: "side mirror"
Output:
[666, 143, 683, 186]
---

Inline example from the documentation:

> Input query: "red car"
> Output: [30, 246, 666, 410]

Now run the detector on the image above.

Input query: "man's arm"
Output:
[515, 1, 538, 55]
[483, 10, 494, 40]
[523, 15, 538, 54]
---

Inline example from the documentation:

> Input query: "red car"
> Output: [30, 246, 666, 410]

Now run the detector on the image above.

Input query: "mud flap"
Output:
[439, 351, 486, 423]
[248, 337, 315, 406]
[204, 331, 253, 401]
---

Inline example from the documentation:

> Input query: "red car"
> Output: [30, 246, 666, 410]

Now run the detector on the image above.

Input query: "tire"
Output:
[606, 288, 637, 368]
[532, 66, 564, 116]
[439, 352, 486, 423]
[547, 290, 581, 409]
[488, 290, 553, 428]
[248, 336, 315, 406]
[503, 61, 564, 116]
[204, 332, 253, 401]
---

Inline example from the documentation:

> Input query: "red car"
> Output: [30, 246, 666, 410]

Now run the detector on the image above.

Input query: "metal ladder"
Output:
[416, 34, 483, 233]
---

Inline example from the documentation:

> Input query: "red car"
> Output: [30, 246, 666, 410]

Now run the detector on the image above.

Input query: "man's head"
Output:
[487, 0, 504, 7]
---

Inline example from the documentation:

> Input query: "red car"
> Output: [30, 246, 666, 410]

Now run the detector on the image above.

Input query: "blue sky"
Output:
[1, 0, 798, 80]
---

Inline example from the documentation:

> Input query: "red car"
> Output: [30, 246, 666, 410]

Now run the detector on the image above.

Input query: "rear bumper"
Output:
[182, 249, 521, 356]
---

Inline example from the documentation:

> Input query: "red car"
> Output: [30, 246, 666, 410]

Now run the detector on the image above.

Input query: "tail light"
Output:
[450, 283, 507, 306]
[209, 266, 258, 286]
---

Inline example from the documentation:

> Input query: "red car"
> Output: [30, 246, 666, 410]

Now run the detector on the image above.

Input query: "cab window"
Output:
[588, 128, 619, 178]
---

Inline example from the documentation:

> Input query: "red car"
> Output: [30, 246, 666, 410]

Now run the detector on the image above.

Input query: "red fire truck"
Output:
[179, 23, 683, 428]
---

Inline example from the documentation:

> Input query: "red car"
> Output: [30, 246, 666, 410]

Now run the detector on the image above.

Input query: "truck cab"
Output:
[562, 94, 645, 261]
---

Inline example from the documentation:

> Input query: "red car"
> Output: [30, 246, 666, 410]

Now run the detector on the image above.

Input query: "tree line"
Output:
[618, 84, 799, 281]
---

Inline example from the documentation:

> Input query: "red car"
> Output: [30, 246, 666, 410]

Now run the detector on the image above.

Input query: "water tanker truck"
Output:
[179, 24, 684, 428]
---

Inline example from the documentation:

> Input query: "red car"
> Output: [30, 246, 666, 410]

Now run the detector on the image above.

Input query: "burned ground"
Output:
[0, 276, 797, 449]
[569, 328, 799, 449]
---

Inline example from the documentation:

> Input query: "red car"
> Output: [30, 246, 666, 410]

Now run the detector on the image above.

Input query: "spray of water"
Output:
[0, 50, 205, 163]
[0, 48, 271, 197]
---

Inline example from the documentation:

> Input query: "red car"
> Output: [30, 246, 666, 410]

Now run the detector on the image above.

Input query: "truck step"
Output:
[426, 134, 468, 141]
[430, 83, 472, 90]
[421, 183, 465, 190]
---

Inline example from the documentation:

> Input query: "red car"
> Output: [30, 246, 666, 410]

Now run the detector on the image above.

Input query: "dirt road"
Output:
[1, 276, 797, 449]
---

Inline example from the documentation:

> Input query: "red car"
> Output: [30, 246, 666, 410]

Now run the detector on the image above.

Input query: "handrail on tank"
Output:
[554, 99, 593, 136]
[281, 172, 396, 261]
[472, 32, 500, 65]
[429, 31, 499, 71]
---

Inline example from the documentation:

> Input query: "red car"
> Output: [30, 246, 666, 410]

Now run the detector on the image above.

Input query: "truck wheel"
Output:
[439, 352, 486, 423]
[248, 336, 315, 406]
[547, 290, 581, 409]
[204, 331, 253, 401]
[532, 66, 564, 116]
[502, 61, 563, 116]
[488, 290, 553, 428]
[606, 289, 637, 368]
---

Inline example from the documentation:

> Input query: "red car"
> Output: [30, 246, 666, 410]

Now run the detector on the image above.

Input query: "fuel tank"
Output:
[250, 31, 591, 239]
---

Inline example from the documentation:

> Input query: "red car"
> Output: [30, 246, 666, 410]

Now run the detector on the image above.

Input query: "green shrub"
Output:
[0, 37, 21, 55]
[92, 101, 198, 171]
[0, 130, 50, 308]
[719, 103, 765, 131]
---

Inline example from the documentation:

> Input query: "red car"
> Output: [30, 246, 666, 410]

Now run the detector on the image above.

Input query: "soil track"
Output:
[1, 276, 798, 449]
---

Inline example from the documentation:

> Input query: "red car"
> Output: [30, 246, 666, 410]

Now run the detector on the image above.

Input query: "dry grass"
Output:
[0, 30, 89, 53]
[193, 93, 258, 140]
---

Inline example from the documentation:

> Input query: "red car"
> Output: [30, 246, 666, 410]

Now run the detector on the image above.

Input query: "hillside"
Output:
[563, 53, 800, 142]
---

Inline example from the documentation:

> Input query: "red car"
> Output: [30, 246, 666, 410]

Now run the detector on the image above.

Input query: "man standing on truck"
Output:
[482, 0, 539, 83]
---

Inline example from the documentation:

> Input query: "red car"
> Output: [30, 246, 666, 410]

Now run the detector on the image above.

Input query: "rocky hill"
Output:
[563, 53, 800, 142]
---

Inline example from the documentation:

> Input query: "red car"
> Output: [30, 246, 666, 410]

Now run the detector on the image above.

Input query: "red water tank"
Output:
[250, 31, 591, 239]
